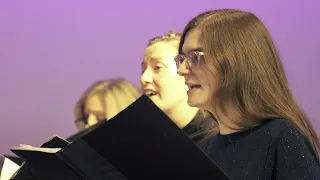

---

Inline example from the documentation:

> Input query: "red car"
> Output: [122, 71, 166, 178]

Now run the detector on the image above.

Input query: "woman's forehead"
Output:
[145, 42, 178, 55]
[143, 42, 178, 64]
[182, 29, 202, 54]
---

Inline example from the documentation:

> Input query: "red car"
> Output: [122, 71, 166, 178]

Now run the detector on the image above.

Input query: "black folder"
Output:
[3, 116, 105, 169]
[3, 156, 24, 166]
[0, 154, 4, 175]
[11, 95, 230, 180]
[66, 117, 106, 142]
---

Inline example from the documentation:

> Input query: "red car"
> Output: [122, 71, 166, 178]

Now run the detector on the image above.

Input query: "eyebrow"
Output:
[182, 47, 203, 54]
[84, 109, 105, 116]
[141, 57, 163, 65]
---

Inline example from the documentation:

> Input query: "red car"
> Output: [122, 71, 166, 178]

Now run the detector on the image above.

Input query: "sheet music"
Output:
[0, 157, 20, 180]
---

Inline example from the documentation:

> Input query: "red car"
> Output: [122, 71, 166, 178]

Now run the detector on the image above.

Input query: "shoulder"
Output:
[261, 118, 303, 140]
[265, 119, 310, 147]
[268, 120, 320, 178]
[267, 119, 307, 141]
[268, 119, 318, 160]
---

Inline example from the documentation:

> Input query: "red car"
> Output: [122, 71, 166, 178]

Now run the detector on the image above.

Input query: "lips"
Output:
[143, 88, 158, 97]
[145, 91, 157, 96]
[185, 82, 201, 90]
[190, 85, 201, 89]
[186, 83, 201, 96]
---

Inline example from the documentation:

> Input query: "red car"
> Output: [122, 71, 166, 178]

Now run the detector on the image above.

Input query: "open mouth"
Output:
[189, 85, 201, 89]
[145, 91, 158, 97]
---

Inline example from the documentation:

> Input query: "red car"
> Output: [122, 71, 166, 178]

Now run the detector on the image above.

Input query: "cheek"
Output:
[205, 76, 216, 92]
[173, 78, 189, 95]
[194, 70, 214, 89]
[163, 76, 188, 95]
[87, 114, 99, 126]
[155, 71, 183, 88]
[173, 75, 188, 86]
[152, 77, 161, 88]
[193, 69, 207, 81]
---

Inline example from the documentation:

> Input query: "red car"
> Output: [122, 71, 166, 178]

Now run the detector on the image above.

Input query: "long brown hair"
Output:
[179, 9, 320, 158]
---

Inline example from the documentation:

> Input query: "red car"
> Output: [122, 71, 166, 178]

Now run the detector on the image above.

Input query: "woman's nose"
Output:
[86, 114, 99, 127]
[177, 60, 191, 76]
[140, 69, 152, 85]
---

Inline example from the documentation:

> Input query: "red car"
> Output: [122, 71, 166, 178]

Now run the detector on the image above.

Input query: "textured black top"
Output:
[181, 113, 216, 144]
[200, 118, 320, 180]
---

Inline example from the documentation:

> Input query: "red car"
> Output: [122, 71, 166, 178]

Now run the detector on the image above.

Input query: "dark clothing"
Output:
[200, 118, 320, 180]
[181, 113, 216, 144]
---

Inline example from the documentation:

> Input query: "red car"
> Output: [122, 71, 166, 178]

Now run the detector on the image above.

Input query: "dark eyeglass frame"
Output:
[174, 51, 204, 69]
[74, 115, 89, 131]
[75, 115, 89, 124]
[74, 114, 105, 131]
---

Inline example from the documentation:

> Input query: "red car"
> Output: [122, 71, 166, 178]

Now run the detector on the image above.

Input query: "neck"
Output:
[218, 121, 240, 135]
[208, 107, 242, 135]
[165, 102, 199, 129]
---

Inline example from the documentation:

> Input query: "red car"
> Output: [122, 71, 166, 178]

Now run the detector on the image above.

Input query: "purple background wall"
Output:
[0, 0, 319, 155]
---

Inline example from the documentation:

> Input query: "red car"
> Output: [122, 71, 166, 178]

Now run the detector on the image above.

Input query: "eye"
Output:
[141, 68, 146, 74]
[141, 62, 147, 74]
[154, 64, 165, 71]
[187, 51, 204, 66]
[141, 65, 148, 74]
[97, 115, 106, 121]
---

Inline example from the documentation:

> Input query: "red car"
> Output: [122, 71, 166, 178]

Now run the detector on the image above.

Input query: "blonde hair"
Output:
[147, 31, 182, 47]
[179, 9, 320, 158]
[74, 78, 141, 122]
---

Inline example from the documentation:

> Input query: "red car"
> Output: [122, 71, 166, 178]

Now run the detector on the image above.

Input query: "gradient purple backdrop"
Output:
[0, 0, 319, 155]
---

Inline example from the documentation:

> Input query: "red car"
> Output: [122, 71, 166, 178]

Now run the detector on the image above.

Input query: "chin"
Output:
[187, 97, 210, 110]
[187, 99, 200, 108]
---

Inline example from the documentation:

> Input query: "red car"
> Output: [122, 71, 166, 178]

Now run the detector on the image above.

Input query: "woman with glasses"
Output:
[176, 9, 320, 179]
[74, 78, 141, 131]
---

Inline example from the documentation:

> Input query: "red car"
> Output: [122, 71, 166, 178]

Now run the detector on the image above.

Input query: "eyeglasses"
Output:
[75, 116, 89, 131]
[74, 115, 105, 131]
[174, 51, 204, 69]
